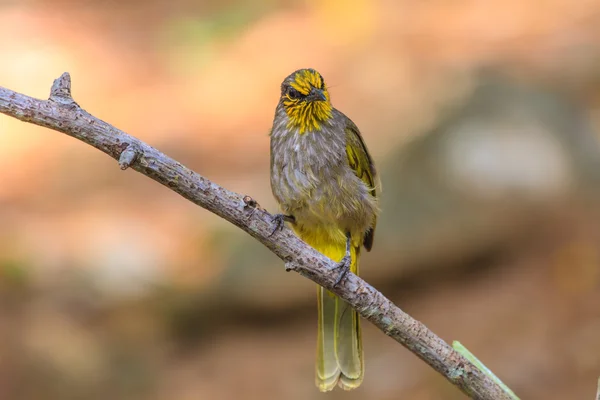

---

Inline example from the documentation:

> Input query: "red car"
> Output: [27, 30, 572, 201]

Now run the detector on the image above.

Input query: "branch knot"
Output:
[119, 144, 141, 170]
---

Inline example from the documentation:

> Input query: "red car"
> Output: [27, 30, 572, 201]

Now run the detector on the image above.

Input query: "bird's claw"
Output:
[270, 214, 285, 236]
[333, 254, 351, 287]
[270, 214, 294, 237]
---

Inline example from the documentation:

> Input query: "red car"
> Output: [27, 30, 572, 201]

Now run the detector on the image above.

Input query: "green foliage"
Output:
[161, 2, 274, 74]
[0, 258, 30, 289]
[453, 341, 520, 400]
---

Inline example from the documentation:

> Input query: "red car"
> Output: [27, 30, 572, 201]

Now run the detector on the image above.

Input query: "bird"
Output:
[269, 68, 379, 391]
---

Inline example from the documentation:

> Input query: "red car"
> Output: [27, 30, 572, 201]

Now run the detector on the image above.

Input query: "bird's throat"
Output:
[284, 101, 333, 134]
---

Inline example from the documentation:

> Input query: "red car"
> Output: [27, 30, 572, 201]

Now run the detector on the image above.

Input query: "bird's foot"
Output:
[269, 214, 295, 237]
[333, 233, 352, 287]
[333, 254, 351, 287]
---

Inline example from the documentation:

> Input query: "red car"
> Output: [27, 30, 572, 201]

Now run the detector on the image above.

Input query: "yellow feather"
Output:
[298, 228, 362, 392]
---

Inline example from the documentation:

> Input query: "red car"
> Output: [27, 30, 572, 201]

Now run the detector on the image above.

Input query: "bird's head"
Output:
[279, 68, 333, 134]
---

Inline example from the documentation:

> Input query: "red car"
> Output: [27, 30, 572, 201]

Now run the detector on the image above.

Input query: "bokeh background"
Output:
[1, 1, 600, 399]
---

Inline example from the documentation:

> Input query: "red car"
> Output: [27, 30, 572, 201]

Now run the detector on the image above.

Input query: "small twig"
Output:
[49, 72, 77, 106]
[0, 73, 517, 400]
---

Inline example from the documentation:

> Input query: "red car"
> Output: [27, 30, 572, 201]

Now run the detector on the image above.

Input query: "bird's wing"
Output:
[345, 120, 378, 251]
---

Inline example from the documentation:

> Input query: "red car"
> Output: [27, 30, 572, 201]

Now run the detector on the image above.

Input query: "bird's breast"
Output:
[271, 124, 371, 224]
[272, 126, 343, 193]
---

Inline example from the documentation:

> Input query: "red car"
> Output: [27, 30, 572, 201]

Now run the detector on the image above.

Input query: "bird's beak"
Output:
[308, 87, 327, 102]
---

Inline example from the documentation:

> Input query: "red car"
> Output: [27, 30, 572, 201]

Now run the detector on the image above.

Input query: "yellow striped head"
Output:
[280, 68, 333, 134]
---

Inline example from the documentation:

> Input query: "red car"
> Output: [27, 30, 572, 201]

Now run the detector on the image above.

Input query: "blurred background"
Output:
[1, 0, 600, 399]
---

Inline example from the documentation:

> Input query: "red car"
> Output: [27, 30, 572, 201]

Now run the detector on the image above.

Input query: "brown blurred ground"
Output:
[1, 1, 600, 399]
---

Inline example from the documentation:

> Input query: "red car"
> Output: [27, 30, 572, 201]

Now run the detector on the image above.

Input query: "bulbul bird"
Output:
[269, 68, 379, 391]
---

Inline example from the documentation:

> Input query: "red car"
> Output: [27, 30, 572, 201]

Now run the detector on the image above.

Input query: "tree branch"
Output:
[0, 73, 515, 400]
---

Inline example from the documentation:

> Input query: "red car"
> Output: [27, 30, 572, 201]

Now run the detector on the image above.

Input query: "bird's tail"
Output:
[315, 244, 363, 391]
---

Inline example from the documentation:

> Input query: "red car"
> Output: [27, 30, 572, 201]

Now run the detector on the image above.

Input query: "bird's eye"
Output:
[287, 88, 302, 99]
